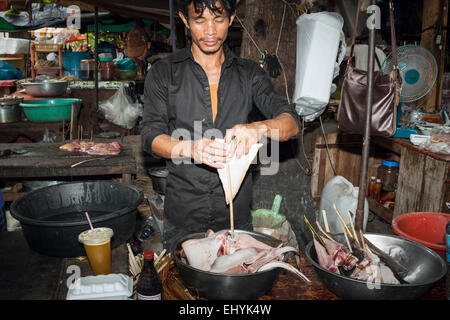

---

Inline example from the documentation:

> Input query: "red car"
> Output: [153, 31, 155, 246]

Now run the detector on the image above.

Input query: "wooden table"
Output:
[0, 141, 136, 184]
[0, 229, 445, 300]
[373, 137, 450, 217]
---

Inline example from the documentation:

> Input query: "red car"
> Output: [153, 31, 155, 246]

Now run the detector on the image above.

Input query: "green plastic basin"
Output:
[20, 98, 81, 122]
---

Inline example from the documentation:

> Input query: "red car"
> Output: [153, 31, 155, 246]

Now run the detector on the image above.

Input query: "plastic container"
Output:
[293, 12, 346, 118]
[116, 58, 136, 70]
[20, 98, 81, 122]
[392, 212, 450, 259]
[66, 273, 133, 300]
[318, 175, 369, 234]
[80, 59, 95, 80]
[100, 57, 115, 80]
[377, 160, 399, 192]
[446, 221, 450, 262]
[9, 181, 143, 257]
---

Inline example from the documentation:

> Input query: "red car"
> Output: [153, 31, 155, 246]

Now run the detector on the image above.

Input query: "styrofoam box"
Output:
[66, 273, 133, 300]
[0, 38, 31, 55]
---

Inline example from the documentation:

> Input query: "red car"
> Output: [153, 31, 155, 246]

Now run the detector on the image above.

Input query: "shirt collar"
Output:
[171, 42, 236, 67]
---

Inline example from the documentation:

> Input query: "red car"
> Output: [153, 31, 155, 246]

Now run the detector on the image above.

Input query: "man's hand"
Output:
[224, 122, 268, 159]
[192, 138, 229, 169]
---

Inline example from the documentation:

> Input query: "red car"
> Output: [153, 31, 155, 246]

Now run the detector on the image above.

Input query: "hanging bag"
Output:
[337, 0, 402, 137]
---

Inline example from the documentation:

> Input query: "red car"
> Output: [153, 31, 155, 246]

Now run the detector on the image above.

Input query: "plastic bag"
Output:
[418, 128, 450, 155]
[318, 175, 369, 234]
[293, 12, 346, 122]
[0, 61, 23, 80]
[98, 84, 143, 129]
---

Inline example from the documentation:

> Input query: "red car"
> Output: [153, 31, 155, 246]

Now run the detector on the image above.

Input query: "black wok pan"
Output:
[171, 229, 285, 300]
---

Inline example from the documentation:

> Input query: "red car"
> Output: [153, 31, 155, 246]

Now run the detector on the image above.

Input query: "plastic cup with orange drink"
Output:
[78, 227, 114, 275]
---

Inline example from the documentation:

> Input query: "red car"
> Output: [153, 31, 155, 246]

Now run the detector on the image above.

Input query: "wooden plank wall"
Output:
[419, 0, 449, 112]
[394, 146, 450, 216]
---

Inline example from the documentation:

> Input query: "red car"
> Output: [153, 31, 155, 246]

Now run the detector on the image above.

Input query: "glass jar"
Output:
[80, 59, 95, 80]
[100, 57, 115, 80]
[377, 160, 399, 192]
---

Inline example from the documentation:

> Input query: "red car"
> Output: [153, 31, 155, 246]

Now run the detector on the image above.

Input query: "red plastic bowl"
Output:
[392, 212, 450, 259]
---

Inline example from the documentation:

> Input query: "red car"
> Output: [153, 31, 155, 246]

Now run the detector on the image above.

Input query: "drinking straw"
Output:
[85, 211, 96, 236]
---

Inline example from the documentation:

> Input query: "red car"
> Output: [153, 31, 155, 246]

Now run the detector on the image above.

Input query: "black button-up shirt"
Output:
[141, 44, 301, 233]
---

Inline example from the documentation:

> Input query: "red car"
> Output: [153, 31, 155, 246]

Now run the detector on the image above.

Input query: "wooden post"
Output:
[419, 0, 448, 112]
[355, 0, 377, 231]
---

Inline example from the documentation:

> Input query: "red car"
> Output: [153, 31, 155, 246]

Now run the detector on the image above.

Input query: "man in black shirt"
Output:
[141, 0, 301, 250]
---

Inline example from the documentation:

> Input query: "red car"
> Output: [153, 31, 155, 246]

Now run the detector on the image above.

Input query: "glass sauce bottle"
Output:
[136, 251, 162, 300]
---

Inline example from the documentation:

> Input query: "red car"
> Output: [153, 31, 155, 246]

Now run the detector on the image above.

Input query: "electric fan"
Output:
[381, 44, 438, 102]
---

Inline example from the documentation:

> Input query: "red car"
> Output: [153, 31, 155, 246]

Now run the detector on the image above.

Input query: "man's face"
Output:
[180, 1, 235, 55]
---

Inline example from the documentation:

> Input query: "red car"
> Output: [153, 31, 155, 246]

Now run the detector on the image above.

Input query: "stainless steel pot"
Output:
[22, 80, 68, 97]
[0, 100, 22, 123]
[148, 167, 168, 195]
[172, 230, 285, 300]
[305, 233, 447, 300]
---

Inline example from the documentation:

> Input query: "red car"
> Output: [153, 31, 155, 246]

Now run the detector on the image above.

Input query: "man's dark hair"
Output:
[177, 0, 237, 20]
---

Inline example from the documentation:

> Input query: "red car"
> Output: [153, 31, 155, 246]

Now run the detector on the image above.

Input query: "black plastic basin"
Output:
[10, 181, 143, 257]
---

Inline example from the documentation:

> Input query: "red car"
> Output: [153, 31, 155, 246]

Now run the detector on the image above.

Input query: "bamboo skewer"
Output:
[127, 243, 141, 275]
[347, 210, 359, 243]
[339, 221, 353, 253]
[226, 163, 234, 239]
[359, 229, 367, 251]
[71, 157, 106, 168]
[322, 210, 330, 233]
[154, 249, 166, 266]
[333, 204, 353, 237]
[316, 221, 333, 241]
[303, 216, 326, 248]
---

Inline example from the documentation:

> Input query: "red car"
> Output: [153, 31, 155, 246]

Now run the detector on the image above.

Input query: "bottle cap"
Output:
[376, 179, 381, 183]
[371, 176, 376, 180]
[382, 160, 399, 167]
[143, 251, 154, 260]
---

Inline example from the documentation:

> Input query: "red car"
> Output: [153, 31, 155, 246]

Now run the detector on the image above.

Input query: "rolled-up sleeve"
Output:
[250, 62, 302, 134]
[140, 62, 169, 157]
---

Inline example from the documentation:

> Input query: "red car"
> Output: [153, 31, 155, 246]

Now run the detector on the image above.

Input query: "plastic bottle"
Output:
[368, 176, 376, 198]
[136, 251, 162, 300]
[374, 179, 382, 202]
[138, 215, 156, 242]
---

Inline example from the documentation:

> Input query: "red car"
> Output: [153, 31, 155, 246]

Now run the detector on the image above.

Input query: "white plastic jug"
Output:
[318, 175, 369, 234]
[293, 12, 346, 121]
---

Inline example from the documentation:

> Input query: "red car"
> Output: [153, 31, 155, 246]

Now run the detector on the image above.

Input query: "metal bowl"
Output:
[22, 80, 68, 97]
[172, 229, 285, 300]
[148, 167, 168, 195]
[305, 233, 447, 300]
